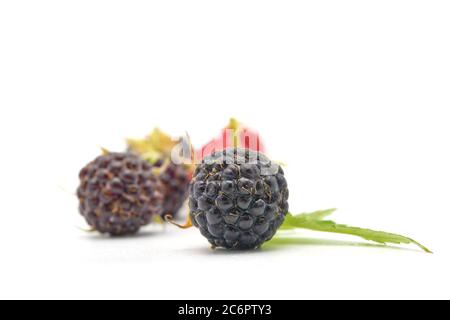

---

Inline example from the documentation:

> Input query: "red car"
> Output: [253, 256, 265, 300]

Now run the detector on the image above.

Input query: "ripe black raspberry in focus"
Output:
[188, 148, 289, 249]
[77, 152, 164, 236]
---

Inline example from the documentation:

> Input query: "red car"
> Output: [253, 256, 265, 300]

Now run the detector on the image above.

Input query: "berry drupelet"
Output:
[188, 148, 289, 250]
[77, 152, 164, 236]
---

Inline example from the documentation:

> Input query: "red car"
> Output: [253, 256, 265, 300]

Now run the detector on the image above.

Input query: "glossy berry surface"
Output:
[77, 153, 164, 236]
[189, 148, 289, 249]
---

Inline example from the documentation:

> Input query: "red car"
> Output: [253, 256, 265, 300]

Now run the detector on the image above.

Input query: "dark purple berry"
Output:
[77, 153, 164, 236]
[157, 162, 191, 218]
[188, 148, 289, 250]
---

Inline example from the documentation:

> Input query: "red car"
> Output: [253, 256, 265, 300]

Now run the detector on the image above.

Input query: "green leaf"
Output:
[278, 210, 432, 253]
[279, 208, 337, 230]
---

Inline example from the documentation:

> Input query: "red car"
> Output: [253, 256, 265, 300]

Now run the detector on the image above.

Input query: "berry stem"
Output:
[165, 214, 193, 229]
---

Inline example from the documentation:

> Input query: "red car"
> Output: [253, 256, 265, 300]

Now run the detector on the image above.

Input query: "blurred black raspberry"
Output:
[77, 152, 164, 236]
[127, 128, 192, 218]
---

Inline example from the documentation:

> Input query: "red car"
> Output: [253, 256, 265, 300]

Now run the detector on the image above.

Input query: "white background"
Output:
[1, 1, 449, 299]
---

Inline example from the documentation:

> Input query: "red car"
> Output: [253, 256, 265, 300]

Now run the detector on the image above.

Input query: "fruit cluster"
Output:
[76, 119, 265, 238]
[76, 119, 430, 253]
